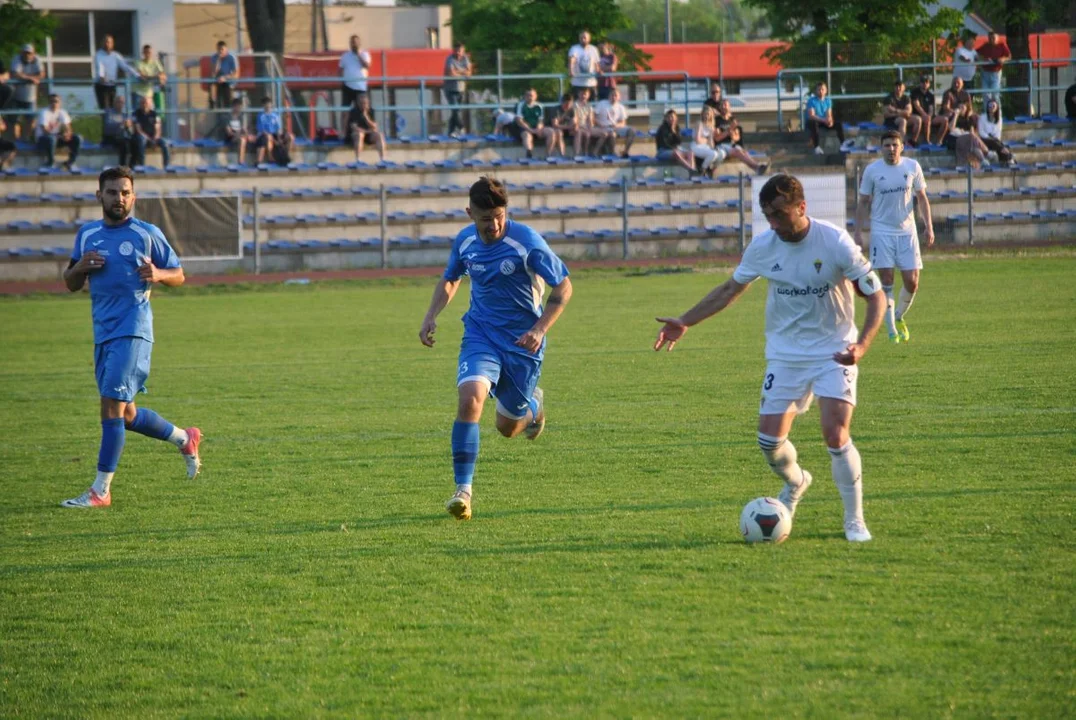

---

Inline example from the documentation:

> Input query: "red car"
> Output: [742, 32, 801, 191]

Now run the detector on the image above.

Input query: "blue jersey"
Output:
[70, 217, 181, 345]
[256, 111, 281, 135]
[443, 220, 569, 349]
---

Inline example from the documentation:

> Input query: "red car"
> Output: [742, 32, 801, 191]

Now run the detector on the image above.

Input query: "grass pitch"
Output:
[0, 255, 1073, 718]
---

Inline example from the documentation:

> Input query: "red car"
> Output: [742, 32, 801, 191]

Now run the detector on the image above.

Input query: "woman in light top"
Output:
[977, 98, 1015, 166]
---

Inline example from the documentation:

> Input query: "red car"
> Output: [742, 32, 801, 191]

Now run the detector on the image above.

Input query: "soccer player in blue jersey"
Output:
[420, 176, 573, 520]
[60, 166, 202, 508]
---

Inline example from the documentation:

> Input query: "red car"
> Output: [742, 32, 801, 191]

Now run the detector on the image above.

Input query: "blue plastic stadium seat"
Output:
[266, 240, 298, 250]
[326, 213, 351, 223]
[6, 220, 33, 231]
[242, 242, 255, 253]
[298, 240, 330, 249]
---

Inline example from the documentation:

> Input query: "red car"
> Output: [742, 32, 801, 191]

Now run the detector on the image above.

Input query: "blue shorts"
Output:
[94, 337, 152, 402]
[456, 331, 542, 420]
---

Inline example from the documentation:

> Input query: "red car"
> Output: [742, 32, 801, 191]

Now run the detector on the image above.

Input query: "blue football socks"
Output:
[97, 418, 126, 473]
[126, 408, 175, 442]
[527, 396, 540, 421]
[451, 420, 480, 487]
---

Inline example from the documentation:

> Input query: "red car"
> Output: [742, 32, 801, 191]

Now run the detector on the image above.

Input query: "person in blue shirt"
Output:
[60, 166, 202, 508]
[255, 96, 293, 166]
[805, 81, 847, 155]
[211, 40, 239, 110]
[420, 176, 573, 520]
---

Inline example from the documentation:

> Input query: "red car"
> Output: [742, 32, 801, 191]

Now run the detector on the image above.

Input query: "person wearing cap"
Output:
[10, 44, 45, 140]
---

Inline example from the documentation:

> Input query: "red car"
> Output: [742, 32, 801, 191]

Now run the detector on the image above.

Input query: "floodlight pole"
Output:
[665, 0, 672, 44]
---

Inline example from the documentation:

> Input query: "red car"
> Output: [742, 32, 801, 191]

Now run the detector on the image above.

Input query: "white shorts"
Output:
[759, 360, 858, 416]
[869, 230, 923, 271]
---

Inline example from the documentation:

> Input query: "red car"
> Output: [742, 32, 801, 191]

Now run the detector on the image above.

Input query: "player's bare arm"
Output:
[420, 277, 461, 347]
[64, 251, 107, 292]
[834, 281, 886, 365]
[853, 194, 872, 247]
[138, 258, 184, 286]
[653, 277, 750, 351]
[516, 277, 573, 353]
[916, 188, 935, 246]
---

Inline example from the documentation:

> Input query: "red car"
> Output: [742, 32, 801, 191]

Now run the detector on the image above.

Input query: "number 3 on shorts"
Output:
[764, 373, 774, 391]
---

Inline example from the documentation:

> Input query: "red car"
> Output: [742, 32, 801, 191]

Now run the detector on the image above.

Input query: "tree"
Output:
[0, 0, 57, 65]
[613, 0, 770, 44]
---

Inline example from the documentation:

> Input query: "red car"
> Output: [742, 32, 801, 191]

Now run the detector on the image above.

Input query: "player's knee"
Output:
[456, 395, 483, 421]
[822, 425, 849, 448]
[904, 275, 919, 293]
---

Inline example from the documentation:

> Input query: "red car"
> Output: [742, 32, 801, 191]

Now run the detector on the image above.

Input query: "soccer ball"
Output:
[740, 497, 792, 544]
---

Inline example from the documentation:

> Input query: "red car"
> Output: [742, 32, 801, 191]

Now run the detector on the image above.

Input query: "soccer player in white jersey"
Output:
[420, 177, 573, 520]
[60, 166, 202, 508]
[654, 174, 885, 541]
[854, 129, 934, 343]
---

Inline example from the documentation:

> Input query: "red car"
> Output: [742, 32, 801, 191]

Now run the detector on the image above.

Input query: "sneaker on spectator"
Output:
[986, 150, 999, 163]
[756, 162, 769, 176]
[840, 139, 855, 152]
[813, 146, 824, 156]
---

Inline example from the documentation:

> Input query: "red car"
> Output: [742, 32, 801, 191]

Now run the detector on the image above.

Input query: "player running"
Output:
[854, 129, 934, 343]
[60, 166, 201, 508]
[654, 174, 885, 541]
[419, 176, 572, 520]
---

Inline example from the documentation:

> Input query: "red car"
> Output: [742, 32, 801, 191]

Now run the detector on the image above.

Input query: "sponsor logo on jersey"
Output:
[776, 282, 831, 298]
[119, 241, 134, 256]
[500, 259, 516, 275]
[813, 258, 823, 273]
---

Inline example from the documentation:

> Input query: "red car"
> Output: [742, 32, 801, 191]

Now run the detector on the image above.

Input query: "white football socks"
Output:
[828, 440, 864, 525]
[882, 285, 897, 335]
[895, 287, 916, 321]
[168, 426, 189, 449]
[91, 471, 114, 496]
[758, 433, 806, 487]
[456, 483, 472, 496]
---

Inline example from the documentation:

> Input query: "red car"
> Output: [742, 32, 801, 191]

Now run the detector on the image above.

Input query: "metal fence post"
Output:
[380, 183, 389, 269]
[252, 187, 261, 275]
[966, 165, 974, 246]
[825, 42, 831, 94]
[496, 49, 504, 104]
[419, 78, 428, 137]
[738, 171, 746, 252]
[776, 72, 783, 130]
[620, 175, 629, 260]
[931, 42, 937, 90]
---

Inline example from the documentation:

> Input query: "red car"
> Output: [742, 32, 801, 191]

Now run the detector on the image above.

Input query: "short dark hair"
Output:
[453, 42, 464, 50]
[561, 93, 573, 103]
[231, 98, 243, 107]
[469, 176, 509, 211]
[217, 41, 227, 48]
[48, 93, 59, 100]
[262, 96, 272, 105]
[99, 166, 135, 190]
[758, 174, 805, 208]
[880, 129, 903, 144]
[894, 79, 905, 86]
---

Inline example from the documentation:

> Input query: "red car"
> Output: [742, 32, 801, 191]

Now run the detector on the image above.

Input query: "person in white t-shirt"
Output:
[35, 93, 82, 170]
[339, 35, 372, 111]
[568, 30, 601, 91]
[854, 129, 934, 344]
[590, 88, 635, 156]
[654, 174, 885, 542]
[952, 33, 979, 88]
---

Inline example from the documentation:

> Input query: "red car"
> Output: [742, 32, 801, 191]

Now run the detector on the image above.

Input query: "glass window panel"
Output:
[93, 12, 135, 57]
[51, 61, 93, 81]
[49, 11, 92, 57]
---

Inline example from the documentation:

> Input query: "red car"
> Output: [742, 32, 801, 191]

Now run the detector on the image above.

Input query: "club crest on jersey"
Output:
[119, 241, 134, 256]
[499, 259, 516, 275]
[813, 258, 822, 274]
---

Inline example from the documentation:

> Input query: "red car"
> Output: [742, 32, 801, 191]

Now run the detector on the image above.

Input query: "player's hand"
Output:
[833, 342, 866, 366]
[419, 317, 437, 347]
[77, 251, 105, 274]
[137, 256, 161, 283]
[654, 317, 688, 352]
[923, 226, 935, 247]
[515, 328, 545, 354]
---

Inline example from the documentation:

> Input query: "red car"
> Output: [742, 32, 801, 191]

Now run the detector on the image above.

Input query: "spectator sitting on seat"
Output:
[713, 99, 767, 174]
[703, 84, 722, 114]
[552, 93, 590, 158]
[568, 30, 601, 96]
[223, 98, 253, 165]
[977, 31, 1011, 103]
[952, 31, 979, 90]
[211, 41, 239, 110]
[34, 94, 81, 171]
[94, 35, 138, 112]
[805, 81, 847, 154]
[596, 41, 618, 102]
[255, 96, 293, 166]
[654, 108, 695, 173]
[101, 95, 135, 167]
[909, 75, 948, 146]
[978, 98, 1015, 166]
[513, 88, 558, 159]
[345, 94, 386, 162]
[443, 43, 472, 137]
[1066, 81, 1076, 124]
[944, 113, 990, 169]
[691, 105, 725, 176]
[940, 77, 976, 132]
[132, 94, 170, 168]
[882, 79, 922, 146]
[0, 117, 15, 170]
[591, 88, 636, 157]
[11, 44, 45, 140]
[492, 108, 516, 136]
[133, 44, 167, 110]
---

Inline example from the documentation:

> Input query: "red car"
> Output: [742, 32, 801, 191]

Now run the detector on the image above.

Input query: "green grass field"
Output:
[1, 255, 1073, 718]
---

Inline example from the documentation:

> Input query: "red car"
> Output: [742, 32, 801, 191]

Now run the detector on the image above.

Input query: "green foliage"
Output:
[0, 0, 57, 65]
[969, 0, 1073, 31]
[612, 0, 770, 43]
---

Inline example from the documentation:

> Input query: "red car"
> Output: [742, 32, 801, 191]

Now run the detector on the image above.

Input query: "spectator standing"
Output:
[133, 45, 167, 110]
[805, 81, 846, 154]
[513, 88, 558, 158]
[255, 96, 293, 166]
[339, 35, 371, 111]
[596, 42, 618, 102]
[131, 95, 170, 168]
[978, 98, 1015, 166]
[223, 98, 253, 165]
[977, 31, 1011, 104]
[952, 32, 979, 89]
[568, 31, 601, 95]
[443, 43, 472, 137]
[591, 87, 636, 157]
[101, 95, 135, 167]
[211, 41, 239, 110]
[35, 94, 82, 171]
[654, 108, 695, 172]
[909, 75, 948, 146]
[0, 117, 15, 170]
[0, 56, 13, 117]
[1066, 81, 1076, 122]
[345, 94, 386, 162]
[11, 44, 45, 140]
[94, 35, 137, 111]
[882, 80, 922, 146]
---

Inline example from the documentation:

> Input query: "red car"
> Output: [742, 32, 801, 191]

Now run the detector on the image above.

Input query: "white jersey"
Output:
[733, 218, 873, 363]
[859, 157, 926, 234]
